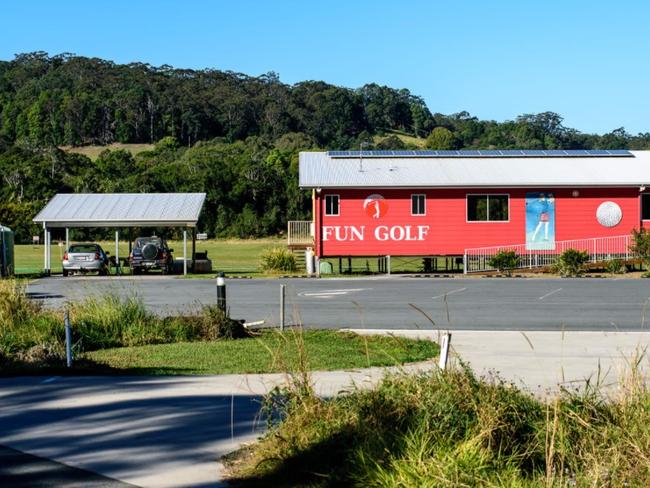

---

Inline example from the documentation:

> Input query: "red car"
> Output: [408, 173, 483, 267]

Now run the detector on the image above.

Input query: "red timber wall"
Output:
[314, 187, 642, 257]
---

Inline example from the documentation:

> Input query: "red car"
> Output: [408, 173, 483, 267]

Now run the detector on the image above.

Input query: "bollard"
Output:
[438, 332, 451, 370]
[280, 284, 286, 331]
[216, 272, 227, 312]
[64, 310, 73, 368]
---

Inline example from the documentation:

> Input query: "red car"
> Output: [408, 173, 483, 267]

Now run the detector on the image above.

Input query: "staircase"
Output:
[292, 248, 307, 271]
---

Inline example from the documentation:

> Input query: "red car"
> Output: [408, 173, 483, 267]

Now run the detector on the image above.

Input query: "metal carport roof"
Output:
[33, 193, 206, 228]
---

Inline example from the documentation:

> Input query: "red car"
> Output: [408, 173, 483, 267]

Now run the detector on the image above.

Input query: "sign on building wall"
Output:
[525, 192, 556, 250]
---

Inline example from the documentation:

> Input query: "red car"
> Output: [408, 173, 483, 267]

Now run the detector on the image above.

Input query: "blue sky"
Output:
[2, 0, 649, 134]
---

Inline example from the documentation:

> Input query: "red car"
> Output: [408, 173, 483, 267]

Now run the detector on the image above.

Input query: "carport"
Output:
[33, 193, 206, 276]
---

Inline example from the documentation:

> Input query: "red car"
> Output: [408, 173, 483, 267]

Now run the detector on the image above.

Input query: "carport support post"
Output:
[43, 224, 51, 276]
[386, 255, 391, 275]
[115, 230, 119, 274]
[183, 230, 188, 275]
[191, 230, 196, 273]
[65, 228, 69, 251]
[43, 223, 47, 271]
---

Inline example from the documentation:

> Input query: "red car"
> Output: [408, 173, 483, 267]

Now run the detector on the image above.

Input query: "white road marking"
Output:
[431, 287, 467, 300]
[297, 288, 370, 298]
[539, 288, 562, 300]
[41, 376, 61, 384]
[302, 291, 349, 296]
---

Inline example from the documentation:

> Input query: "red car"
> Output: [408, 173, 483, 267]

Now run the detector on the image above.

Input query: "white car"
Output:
[62, 243, 110, 276]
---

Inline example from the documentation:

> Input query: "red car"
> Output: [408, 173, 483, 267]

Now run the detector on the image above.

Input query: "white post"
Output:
[115, 230, 119, 274]
[183, 230, 188, 275]
[43, 223, 47, 271]
[387, 255, 391, 275]
[438, 332, 452, 370]
[65, 228, 70, 250]
[46, 229, 51, 273]
[280, 284, 286, 331]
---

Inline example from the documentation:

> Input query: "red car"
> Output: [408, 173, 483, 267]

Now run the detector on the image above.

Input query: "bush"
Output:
[555, 248, 589, 277]
[488, 250, 520, 275]
[631, 228, 650, 270]
[606, 259, 627, 274]
[260, 247, 297, 272]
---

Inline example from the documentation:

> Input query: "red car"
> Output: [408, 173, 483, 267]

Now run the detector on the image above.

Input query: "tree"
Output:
[426, 127, 455, 149]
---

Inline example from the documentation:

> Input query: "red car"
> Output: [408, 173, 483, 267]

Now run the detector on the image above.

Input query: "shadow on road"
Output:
[0, 376, 266, 486]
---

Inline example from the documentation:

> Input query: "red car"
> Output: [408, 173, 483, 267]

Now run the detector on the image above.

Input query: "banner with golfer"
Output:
[525, 192, 556, 250]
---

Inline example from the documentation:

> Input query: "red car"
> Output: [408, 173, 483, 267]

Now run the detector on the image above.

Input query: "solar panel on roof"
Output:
[326, 149, 633, 158]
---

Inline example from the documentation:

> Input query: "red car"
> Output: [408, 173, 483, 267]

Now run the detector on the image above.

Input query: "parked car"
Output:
[62, 243, 110, 277]
[129, 236, 174, 274]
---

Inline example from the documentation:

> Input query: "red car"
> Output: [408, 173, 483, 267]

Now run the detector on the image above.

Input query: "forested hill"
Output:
[1, 52, 650, 242]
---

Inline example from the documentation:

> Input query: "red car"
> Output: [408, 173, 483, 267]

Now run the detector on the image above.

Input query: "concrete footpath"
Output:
[1, 330, 648, 487]
[349, 329, 650, 393]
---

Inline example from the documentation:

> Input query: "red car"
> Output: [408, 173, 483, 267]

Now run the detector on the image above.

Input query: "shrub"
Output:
[260, 247, 297, 272]
[631, 228, 650, 270]
[555, 248, 589, 277]
[488, 250, 520, 275]
[606, 259, 626, 274]
[194, 305, 251, 339]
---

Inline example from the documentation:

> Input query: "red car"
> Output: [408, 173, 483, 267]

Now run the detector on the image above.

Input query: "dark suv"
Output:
[129, 236, 174, 274]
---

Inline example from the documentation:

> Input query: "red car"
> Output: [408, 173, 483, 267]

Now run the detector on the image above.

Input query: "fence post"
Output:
[386, 255, 391, 275]
[64, 310, 73, 368]
[463, 252, 467, 274]
[280, 284, 285, 332]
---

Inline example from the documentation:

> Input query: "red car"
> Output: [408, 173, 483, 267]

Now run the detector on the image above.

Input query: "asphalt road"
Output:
[26, 275, 650, 331]
[0, 445, 134, 488]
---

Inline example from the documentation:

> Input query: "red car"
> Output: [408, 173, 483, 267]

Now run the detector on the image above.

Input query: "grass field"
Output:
[374, 130, 427, 148]
[84, 330, 438, 375]
[60, 143, 155, 161]
[14, 238, 286, 276]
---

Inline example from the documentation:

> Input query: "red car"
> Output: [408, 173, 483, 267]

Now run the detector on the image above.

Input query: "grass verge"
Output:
[83, 330, 438, 375]
[225, 360, 650, 487]
[0, 278, 437, 375]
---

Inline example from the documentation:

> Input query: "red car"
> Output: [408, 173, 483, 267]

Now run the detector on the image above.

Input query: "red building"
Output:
[297, 150, 650, 272]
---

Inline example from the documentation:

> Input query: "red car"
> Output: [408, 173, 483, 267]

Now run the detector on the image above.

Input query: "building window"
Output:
[411, 194, 426, 215]
[325, 194, 339, 216]
[642, 194, 650, 220]
[467, 194, 509, 222]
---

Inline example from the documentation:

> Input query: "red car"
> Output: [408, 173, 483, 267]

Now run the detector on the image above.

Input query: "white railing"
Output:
[288, 220, 314, 247]
[464, 234, 634, 273]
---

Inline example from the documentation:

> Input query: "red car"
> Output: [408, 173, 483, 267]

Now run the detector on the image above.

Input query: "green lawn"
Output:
[14, 238, 286, 276]
[60, 143, 155, 161]
[83, 330, 438, 375]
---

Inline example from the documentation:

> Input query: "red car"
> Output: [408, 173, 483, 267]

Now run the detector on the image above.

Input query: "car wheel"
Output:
[132, 267, 141, 275]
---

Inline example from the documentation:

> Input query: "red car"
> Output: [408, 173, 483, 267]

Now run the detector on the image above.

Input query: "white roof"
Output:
[34, 193, 206, 228]
[299, 151, 650, 188]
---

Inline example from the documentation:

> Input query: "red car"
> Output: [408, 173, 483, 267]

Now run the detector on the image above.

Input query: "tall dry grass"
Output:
[0, 278, 249, 367]
[228, 356, 650, 487]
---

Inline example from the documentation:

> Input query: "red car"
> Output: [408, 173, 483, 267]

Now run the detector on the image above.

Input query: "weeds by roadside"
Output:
[226, 355, 650, 487]
[0, 278, 250, 369]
